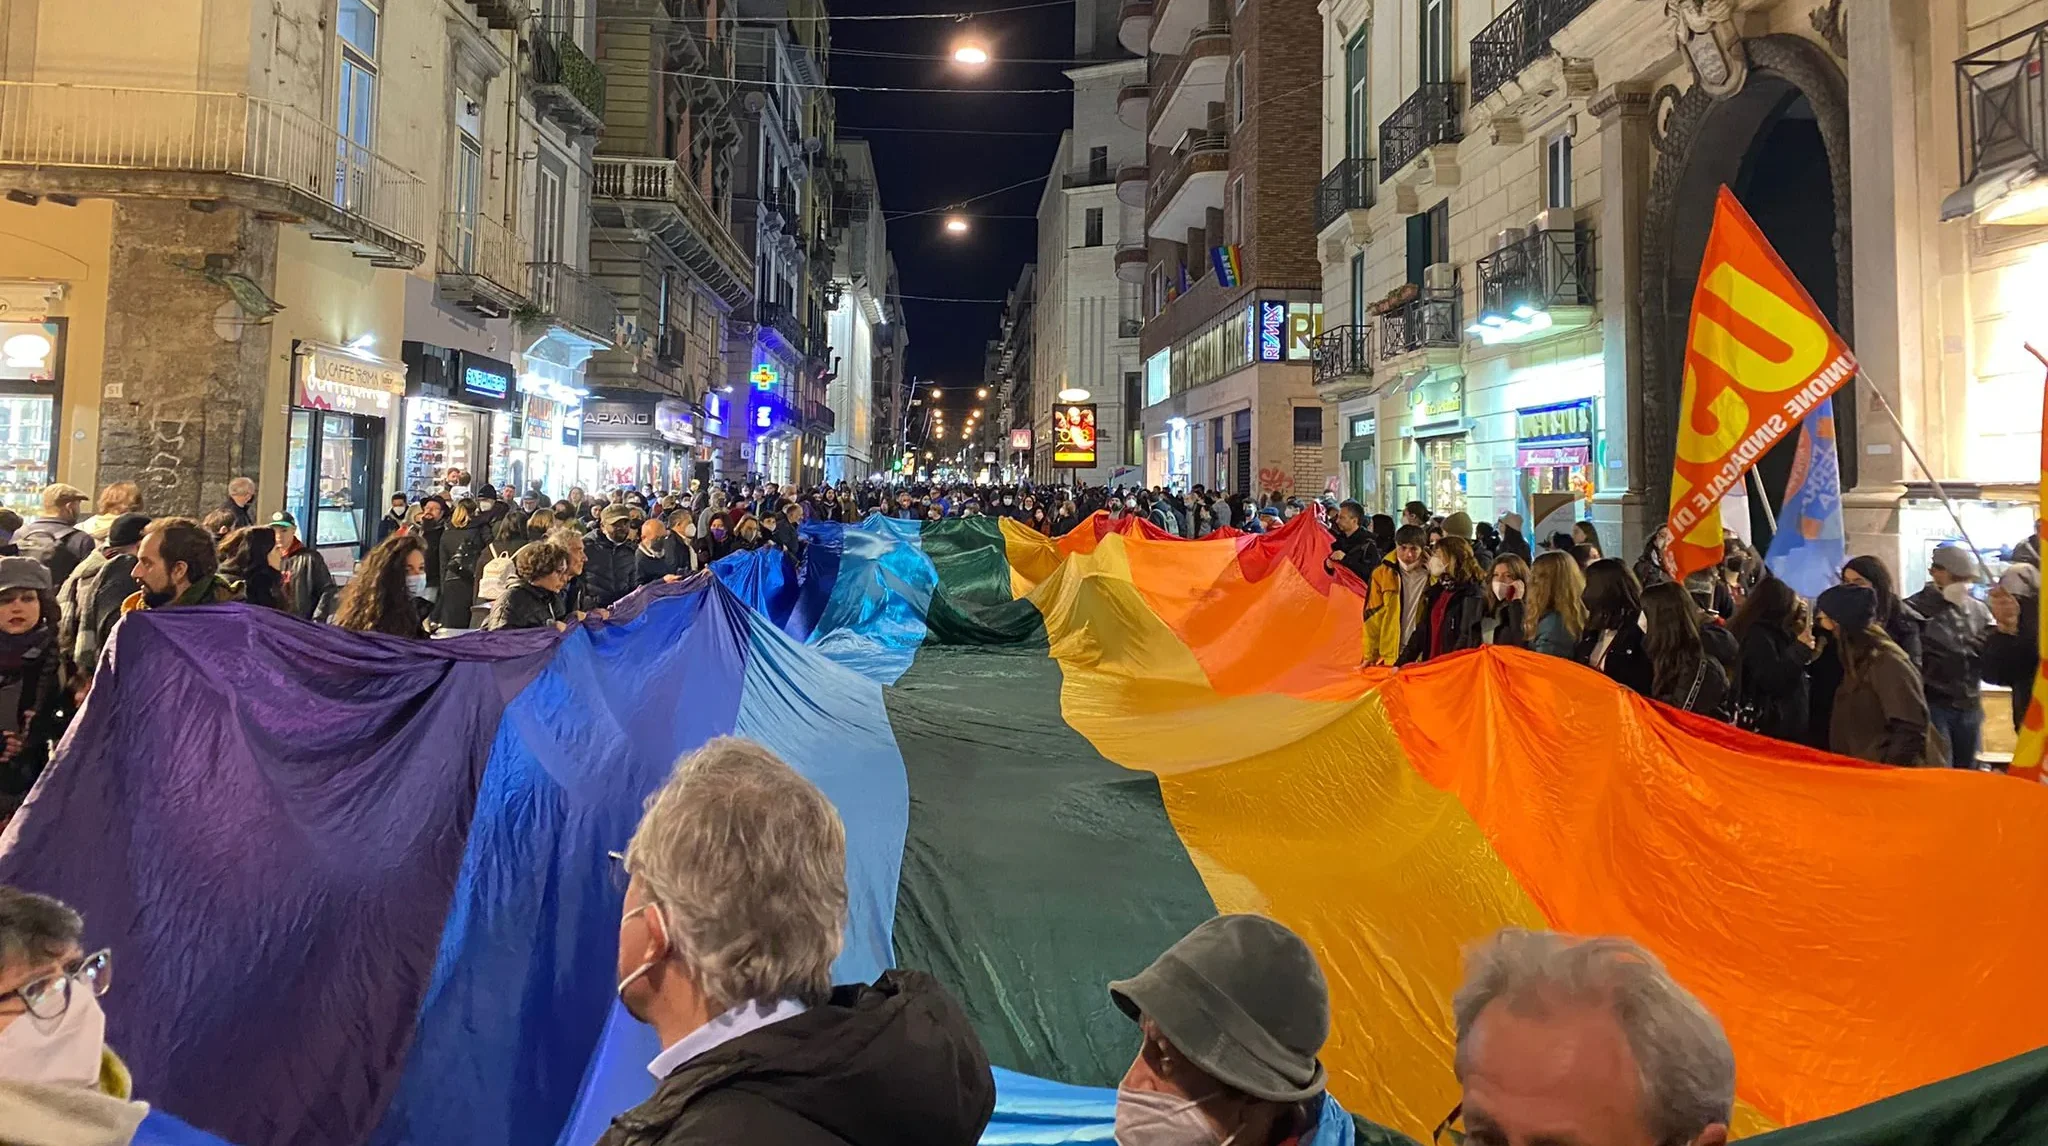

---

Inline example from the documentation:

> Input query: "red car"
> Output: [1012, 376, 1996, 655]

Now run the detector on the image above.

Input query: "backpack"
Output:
[476, 544, 515, 602]
[17, 523, 82, 587]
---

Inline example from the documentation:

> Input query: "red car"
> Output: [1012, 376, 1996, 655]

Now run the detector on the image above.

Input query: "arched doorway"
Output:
[1640, 34, 1854, 547]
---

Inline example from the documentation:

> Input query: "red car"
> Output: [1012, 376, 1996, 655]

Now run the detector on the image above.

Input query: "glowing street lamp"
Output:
[952, 41, 990, 66]
[976, 387, 989, 398]
[943, 215, 971, 235]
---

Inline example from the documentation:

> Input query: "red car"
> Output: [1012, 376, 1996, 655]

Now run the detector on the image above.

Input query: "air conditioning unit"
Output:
[1529, 209, 1558, 236]
[1494, 228, 1518, 252]
[1423, 262, 1457, 292]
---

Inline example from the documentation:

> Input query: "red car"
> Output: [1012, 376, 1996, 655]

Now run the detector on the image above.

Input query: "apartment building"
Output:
[721, 0, 837, 487]
[1124, 0, 1328, 498]
[1313, 0, 2048, 577]
[1023, 0, 1147, 486]
[822, 137, 896, 483]
[989, 266, 1037, 480]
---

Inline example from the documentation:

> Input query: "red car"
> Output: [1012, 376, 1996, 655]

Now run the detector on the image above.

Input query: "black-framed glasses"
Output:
[1431, 1102, 1465, 1146]
[0, 948, 112, 1021]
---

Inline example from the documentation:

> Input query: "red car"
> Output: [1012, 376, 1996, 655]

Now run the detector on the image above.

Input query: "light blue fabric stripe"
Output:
[803, 514, 937, 684]
[980, 1076, 1363, 1146]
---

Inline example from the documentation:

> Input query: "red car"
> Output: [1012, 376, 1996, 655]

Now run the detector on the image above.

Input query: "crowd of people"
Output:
[5, 735, 1742, 1146]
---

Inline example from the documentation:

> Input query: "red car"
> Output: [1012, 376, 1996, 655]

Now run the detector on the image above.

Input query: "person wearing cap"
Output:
[269, 512, 338, 623]
[1903, 543, 1991, 768]
[1109, 915, 1414, 1146]
[579, 504, 642, 613]
[0, 557, 70, 816]
[1815, 582, 1937, 766]
[13, 484, 94, 590]
[58, 512, 149, 684]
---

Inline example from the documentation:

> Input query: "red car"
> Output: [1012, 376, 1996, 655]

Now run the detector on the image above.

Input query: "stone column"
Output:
[1590, 82, 1656, 558]
[1843, 0, 1926, 557]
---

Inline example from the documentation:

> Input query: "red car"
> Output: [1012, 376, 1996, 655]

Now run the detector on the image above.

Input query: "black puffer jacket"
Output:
[480, 583, 565, 631]
[1905, 586, 1989, 709]
[580, 530, 640, 612]
[1734, 623, 1811, 742]
[595, 971, 994, 1146]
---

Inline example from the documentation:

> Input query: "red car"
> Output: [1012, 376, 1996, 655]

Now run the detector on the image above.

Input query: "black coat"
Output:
[1497, 526, 1533, 562]
[1575, 616, 1654, 698]
[480, 583, 565, 631]
[580, 530, 640, 612]
[1734, 624, 1811, 741]
[0, 625, 70, 806]
[1397, 580, 1488, 665]
[1329, 527, 1379, 582]
[1651, 651, 1731, 718]
[1905, 585, 1989, 708]
[418, 522, 447, 588]
[434, 524, 489, 628]
[636, 541, 685, 587]
[1981, 594, 2040, 732]
[595, 971, 994, 1146]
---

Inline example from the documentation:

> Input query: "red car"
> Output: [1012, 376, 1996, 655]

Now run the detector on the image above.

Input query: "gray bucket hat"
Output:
[1109, 914, 1330, 1103]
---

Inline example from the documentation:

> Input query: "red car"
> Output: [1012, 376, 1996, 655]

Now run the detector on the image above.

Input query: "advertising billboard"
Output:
[1053, 403, 1098, 468]
[1009, 427, 1033, 451]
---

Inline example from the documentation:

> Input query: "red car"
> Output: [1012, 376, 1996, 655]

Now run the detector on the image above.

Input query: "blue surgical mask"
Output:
[405, 572, 427, 598]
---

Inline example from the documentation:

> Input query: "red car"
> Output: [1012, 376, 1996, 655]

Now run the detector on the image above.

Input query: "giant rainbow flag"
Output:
[3, 512, 2045, 1146]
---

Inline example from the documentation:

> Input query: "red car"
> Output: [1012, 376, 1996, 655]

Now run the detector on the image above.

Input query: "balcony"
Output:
[1150, 27, 1231, 147]
[1470, 227, 1594, 345]
[438, 211, 532, 317]
[656, 325, 686, 367]
[592, 155, 754, 308]
[1118, 0, 1153, 57]
[1469, 0, 1595, 104]
[1060, 164, 1115, 190]
[1117, 83, 1151, 132]
[1377, 278, 1462, 360]
[1313, 157, 1376, 234]
[1149, 0, 1207, 56]
[470, 0, 526, 29]
[528, 17, 606, 135]
[1116, 163, 1150, 208]
[1312, 325, 1375, 389]
[1947, 20, 2048, 223]
[1149, 130, 1228, 239]
[528, 261, 619, 347]
[1379, 83, 1463, 182]
[757, 299, 809, 356]
[804, 400, 836, 434]
[1115, 241, 1149, 284]
[0, 82, 424, 265]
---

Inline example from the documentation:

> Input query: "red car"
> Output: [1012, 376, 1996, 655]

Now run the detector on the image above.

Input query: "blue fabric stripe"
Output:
[804, 515, 936, 684]
[369, 584, 749, 1146]
[548, 589, 913, 1146]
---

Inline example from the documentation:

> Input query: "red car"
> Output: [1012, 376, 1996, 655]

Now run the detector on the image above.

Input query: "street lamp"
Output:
[951, 41, 990, 66]
[944, 215, 970, 235]
[976, 387, 989, 398]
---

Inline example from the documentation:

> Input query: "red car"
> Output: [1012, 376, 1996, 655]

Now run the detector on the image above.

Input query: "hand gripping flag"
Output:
[1666, 187, 1859, 584]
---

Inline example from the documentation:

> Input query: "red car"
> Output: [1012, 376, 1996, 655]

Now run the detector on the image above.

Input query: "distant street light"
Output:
[977, 387, 989, 398]
[952, 42, 990, 65]
[944, 215, 970, 235]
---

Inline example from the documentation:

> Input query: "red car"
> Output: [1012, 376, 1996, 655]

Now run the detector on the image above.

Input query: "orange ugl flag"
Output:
[2012, 351, 2048, 783]
[1666, 188, 1859, 583]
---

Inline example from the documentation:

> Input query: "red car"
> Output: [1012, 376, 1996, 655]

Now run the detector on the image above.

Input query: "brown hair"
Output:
[1524, 551, 1588, 641]
[333, 533, 427, 637]
[146, 516, 220, 584]
[1433, 535, 1485, 585]
[97, 481, 142, 515]
[1641, 581, 1707, 697]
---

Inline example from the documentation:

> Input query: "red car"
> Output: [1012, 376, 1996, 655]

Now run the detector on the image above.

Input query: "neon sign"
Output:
[1258, 300, 1287, 363]
[756, 405, 772, 429]
[751, 363, 778, 390]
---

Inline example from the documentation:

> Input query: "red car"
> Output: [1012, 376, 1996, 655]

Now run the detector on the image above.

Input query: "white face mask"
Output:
[0, 985, 106, 1088]
[1493, 579, 1519, 601]
[1427, 554, 1449, 578]
[1942, 580, 1971, 606]
[1114, 1086, 1235, 1146]
[405, 572, 428, 598]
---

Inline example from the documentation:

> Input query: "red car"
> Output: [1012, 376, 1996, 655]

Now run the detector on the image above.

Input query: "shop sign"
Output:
[561, 405, 582, 447]
[751, 362, 779, 390]
[1517, 444, 1592, 468]
[525, 398, 558, 442]
[704, 393, 727, 437]
[295, 345, 404, 417]
[1258, 300, 1288, 363]
[0, 321, 62, 383]
[1009, 427, 1033, 451]
[1349, 416, 1376, 439]
[1408, 373, 1464, 429]
[582, 399, 656, 438]
[456, 352, 515, 408]
[1287, 303, 1323, 361]
[1516, 399, 1594, 445]
[655, 398, 695, 445]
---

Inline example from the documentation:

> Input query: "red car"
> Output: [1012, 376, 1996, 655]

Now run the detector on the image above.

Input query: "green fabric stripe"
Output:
[1749, 1047, 2048, 1146]
[887, 518, 1217, 1085]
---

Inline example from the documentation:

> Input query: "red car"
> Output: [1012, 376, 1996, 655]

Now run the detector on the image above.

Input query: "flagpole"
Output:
[1858, 369, 1992, 576]
[1746, 466, 1779, 534]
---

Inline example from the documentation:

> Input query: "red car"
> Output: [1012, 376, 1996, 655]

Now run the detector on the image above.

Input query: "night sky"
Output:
[829, 0, 1076, 387]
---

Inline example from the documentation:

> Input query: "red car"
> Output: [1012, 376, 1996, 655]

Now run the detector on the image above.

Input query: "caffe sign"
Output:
[294, 344, 404, 416]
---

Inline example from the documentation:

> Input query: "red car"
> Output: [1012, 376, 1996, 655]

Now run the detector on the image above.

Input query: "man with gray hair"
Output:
[602, 737, 994, 1145]
[1443, 928, 1735, 1146]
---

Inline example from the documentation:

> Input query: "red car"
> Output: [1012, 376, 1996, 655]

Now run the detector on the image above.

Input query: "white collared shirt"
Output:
[647, 998, 810, 1080]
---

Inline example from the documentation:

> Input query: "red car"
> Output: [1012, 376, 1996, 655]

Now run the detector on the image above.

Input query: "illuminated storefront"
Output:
[1515, 399, 1597, 540]
[399, 343, 515, 498]
[0, 320, 63, 515]
[506, 372, 587, 501]
[285, 341, 406, 569]
[582, 393, 697, 491]
[1401, 372, 1467, 515]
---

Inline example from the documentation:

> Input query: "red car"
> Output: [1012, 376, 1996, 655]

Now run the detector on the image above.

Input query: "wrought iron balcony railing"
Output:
[0, 81, 425, 260]
[1379, 83, 1463, 181]
[528, 261, 619, 344]
[1379, 279, 1461, 359]
[1957, 20, 2048, 185]
[758, 300, 809, 355]
[1475, 228, 1594, 323]
[1312, 325, 1375, 386]
[1470, 0, 1597, 103]
[529, 17, 606, 128]
[1313, 157, 1376, 232]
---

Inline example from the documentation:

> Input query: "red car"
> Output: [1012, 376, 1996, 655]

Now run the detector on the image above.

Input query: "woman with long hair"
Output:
[1486, 553, 1530, 648]
[1728, 575, 1812, 741]
[1840, 554, 1924, 666]
[218, 526, 284, 610]
[1574, 558, 1652, 695]
[525, 508, 557, 544]
[1398, 535, 1488, 664]
[1369, 514, 1396, 558]
[1572, 520, 1605, 554]
[1814, 582, 1935, 765]
[1640, 580, 1729, 717]
[332, 533, 431, 639]
[434, 498, 488, 629]
[1522, 550, 1586, 659]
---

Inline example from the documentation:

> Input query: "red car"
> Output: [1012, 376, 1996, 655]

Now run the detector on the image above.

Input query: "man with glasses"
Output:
[1438, 929, 1734, 1146]
[0, 886, 136, 1133]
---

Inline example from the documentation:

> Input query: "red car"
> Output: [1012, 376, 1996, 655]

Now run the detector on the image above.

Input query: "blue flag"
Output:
[1765, 396, 1845, 598]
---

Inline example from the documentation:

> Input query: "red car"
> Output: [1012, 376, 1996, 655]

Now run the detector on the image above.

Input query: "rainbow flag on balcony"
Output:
[1211, 243, 1243, 288]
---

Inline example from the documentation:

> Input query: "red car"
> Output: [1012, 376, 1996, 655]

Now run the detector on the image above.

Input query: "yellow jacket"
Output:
[1362, 557, 1407, 666]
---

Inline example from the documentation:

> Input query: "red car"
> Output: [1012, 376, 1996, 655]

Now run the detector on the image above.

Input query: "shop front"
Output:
[1514, 399, 1597, 541]
[1397, 371, 1467, 515]
[0, 319, 63, 515]
[285, 341, 406, 571]
[1341, 414, 1377, 509]
[742, 386, 798, 487]
[583, 393, 697, 492]
[399, 343, 516, 498]
[507, 372, 587, 501]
